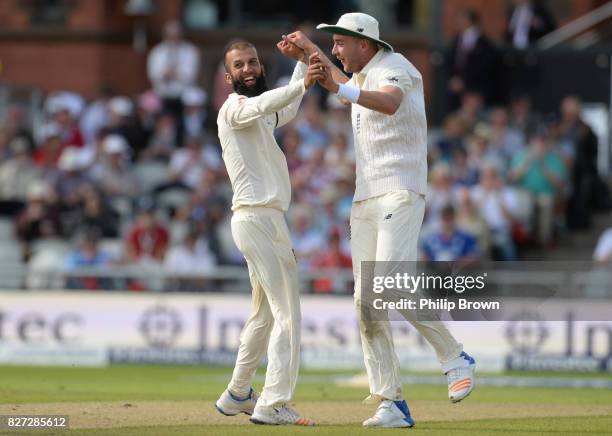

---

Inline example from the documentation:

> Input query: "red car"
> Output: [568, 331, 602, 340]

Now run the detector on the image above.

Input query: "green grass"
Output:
[11, 416, 612, 436]
[80, 416, 612, 435]
[1, 365, 611, 435]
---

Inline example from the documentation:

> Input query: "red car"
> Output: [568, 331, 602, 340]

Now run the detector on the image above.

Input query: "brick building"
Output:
[0, 0, 607, 101]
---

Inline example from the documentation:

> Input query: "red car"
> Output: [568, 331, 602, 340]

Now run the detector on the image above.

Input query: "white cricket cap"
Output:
[317, 12, 393, 52]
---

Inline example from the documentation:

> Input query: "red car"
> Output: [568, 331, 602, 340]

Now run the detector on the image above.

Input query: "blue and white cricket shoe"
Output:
[215, 388, 258, 416]
[362, 399, 415, 428]
[446, 351, 476, 403]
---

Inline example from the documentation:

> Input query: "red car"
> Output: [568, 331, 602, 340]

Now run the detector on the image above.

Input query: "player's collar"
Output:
[357, 49, 386, 76]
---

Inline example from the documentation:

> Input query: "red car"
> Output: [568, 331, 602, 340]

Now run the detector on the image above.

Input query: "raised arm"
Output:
[285, 31, 350, 85]
[222, 56, 326, 129]
[274, 38, 308, 127]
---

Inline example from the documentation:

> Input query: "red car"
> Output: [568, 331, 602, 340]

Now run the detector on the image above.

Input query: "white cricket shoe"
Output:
[447, 351, 476, 403]
[362, 399, 415, 428]
[250, 404, 315, 426]
[215, 388, 258, 416]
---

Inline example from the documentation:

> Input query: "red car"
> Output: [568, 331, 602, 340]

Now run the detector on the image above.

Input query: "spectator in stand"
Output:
[447, 9, 500, 109]
[147, 20, 200, 146]
[509, 128, 566, 246]
[450, 146, 479, 187]
[315, 187, 342, 236]
[290, 204, 326, 268]
[453, 90, 485, 132]
[135, 90, 162, 155]
[164, 224, 217, 292]
[507, 0, 556, 49]
[52, 147, 92, 212]
[123, 199, 169, 265]
[470, 163, 519, 260]
[488, 107, 526, 167]
[0, 137, 41, 215]
[64, 228, 114, 290]
[467, 124, 506, 172]
[142, 112, 177, 162]
[295, 94, 329, 160]
[509, 92, 540, 135]
[182, 86, 208, 139]
[3, 104, 35, 152]
[91, 134, 138, 199]
[46, 93, 85, 148]
[73, 187, 120, 238]
[33, 123, 65, 172]
[426, 162, 457, 224]
[15, 182, 62, 261]
[311, 228, 352, 293]
[107, 96, 148, 160]
[293, 147, 335, 204]
[421, 204, 480, 262]
[434, 114, 467, 163]
[164, 135, 222, 191]
[456, 187, 490, 256]
[281, 127, 303, 173]
[79, 84, 114, 144]
[325, 132, 354, 167]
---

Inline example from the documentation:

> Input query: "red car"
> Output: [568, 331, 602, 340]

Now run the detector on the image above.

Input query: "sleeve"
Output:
[377, 67, 412, 93]
[275, 62, 308, 128]
[220, 78, 306, 129]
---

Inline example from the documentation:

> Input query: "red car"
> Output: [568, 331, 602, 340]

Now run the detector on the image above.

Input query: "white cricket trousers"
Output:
[227, 206, 301, 408]
[350, 190, 464, 401]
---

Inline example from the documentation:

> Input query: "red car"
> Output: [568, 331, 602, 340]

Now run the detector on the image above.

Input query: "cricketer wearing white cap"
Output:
[284, 13, 477, 427]
[214, 40, 324, 426]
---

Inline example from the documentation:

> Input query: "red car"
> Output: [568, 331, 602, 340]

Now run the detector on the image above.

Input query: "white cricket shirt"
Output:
[217, 62, 307, 212]
[348, 49, 428, 201]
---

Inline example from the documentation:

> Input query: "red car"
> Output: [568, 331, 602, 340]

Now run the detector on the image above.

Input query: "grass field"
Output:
[1, 365, 611, 435]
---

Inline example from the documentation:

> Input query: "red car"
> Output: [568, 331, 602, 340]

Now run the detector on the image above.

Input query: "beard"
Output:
[232, 73, 269, 98]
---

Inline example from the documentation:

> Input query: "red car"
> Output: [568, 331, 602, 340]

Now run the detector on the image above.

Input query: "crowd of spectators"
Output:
[0, 9, 611, 292]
